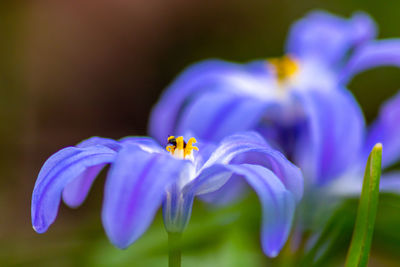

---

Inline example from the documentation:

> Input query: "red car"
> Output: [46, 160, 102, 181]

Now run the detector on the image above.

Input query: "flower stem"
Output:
[168, 232, 182, 267]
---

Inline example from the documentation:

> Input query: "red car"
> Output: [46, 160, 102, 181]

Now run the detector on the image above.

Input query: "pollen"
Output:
[166, 136, 199, 159]
[268, 55, 299, 84]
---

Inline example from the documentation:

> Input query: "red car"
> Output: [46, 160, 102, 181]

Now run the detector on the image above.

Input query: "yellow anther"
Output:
[165, 136, 199, 159]
[268, 55, 299, 84]
[176, 136, 184, 150]
[184, 137, 199, 157]
[167, 136, 175, 142]
[166, 145, 175, 153]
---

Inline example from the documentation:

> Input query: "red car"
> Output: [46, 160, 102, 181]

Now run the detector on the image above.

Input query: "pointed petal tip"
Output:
[266, 249, 279, 258]
[62, 202, 81, 209]
[105, 229, 137, 250]
[112, 240, 130, 250]
[32, 224, 47, 234]
[103, 229, 130, 249]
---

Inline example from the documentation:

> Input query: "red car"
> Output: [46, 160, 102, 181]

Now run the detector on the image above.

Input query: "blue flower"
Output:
[31, 132, 303, 257]
[149, 11, 400, 186]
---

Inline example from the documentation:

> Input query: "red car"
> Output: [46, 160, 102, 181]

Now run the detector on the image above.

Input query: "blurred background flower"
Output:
[1, 0, 400, 266]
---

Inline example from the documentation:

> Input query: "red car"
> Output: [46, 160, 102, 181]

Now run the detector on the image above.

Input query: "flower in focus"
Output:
[31, 132, 303, 257]
[149, 11, 400, 187]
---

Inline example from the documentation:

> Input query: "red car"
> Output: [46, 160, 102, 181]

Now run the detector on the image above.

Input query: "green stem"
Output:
[345, 143, 382, 267]
[168, 232, 182, 267]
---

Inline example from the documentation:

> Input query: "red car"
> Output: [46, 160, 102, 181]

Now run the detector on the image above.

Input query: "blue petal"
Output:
[62, 164, 106, 208]
[201, 132, 303, 202]
[286, 11, 376, 67]
[293, 88, 365, 185]
[148, 60, 272, 143]
[364, 91, 400, 168]
[77, 136, 122, 151]
[340, 39, 400, 84]
[162, 184, 195, 233]
[228, 164, 295, 257]
[119, 136, 165, 153]
[78, 136, 165, 153]
[102, 144, 191, 249]
[186, 163, 295, 257]
[31, 145, 116, 233]
[63, 136, 165, 208]
[61, 137, 123, 208]
[175, 91, 269, 142]
[193, 140, 218, 171]
[380, 172, 400, 193]
[198, 175, 248, 206]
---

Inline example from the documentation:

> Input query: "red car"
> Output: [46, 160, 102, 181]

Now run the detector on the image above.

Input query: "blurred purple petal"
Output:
[380, 172, 400, 193]
[365, 91, 400, 168]
[286, 11, 376, 67]
[31, 145, 116, 233]
[102, 144, 190, 248]
[340, 39, 400, 84]
[294, 88, 365, 185]
[176, 91, 269, 141]
[325, 167, 364, 196]
[149, 60, 272, 143]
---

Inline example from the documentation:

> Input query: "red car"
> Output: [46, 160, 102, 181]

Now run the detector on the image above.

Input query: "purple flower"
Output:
[31, 132, 303, 257]
[149, 11, 400, 186]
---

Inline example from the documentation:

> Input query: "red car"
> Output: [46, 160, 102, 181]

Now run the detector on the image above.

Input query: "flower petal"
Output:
[198, 175, 248, 206]
[119, 136, 165, 153]
[186, 163, 295, 257]
[340, 39, 400, 84]
[148, 60, 272, 143]
[63, 136, 164, 208]
[201, 132, 303, 201]
[162, 184, 195, 233]
[31, 145, 116, 233]
[286, 11, 376, 67]
[175, 91, 269, 142]
[364, 90, 400, 168]
[293, 88, 365, 185]
[228, 164, 295, 257]
[62, 164, 106, 208]
[102, 144, 190, 249]
[379, 172, 400, 193]
[77, 136, 122, 151]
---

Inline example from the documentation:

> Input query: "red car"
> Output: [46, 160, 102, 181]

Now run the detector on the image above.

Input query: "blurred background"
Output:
[1, 0, 400, 266]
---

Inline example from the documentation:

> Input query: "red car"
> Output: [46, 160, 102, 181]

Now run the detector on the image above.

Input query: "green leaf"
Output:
[345, 143, 382, 267]
[298, 199, 357, 267]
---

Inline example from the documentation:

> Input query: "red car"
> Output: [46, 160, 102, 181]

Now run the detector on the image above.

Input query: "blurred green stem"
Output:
[168, 232, 182, 267]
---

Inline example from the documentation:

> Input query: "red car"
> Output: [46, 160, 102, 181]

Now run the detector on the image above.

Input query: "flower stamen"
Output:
[268, 55, 299, 84]
[166, 136, 198, 159]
